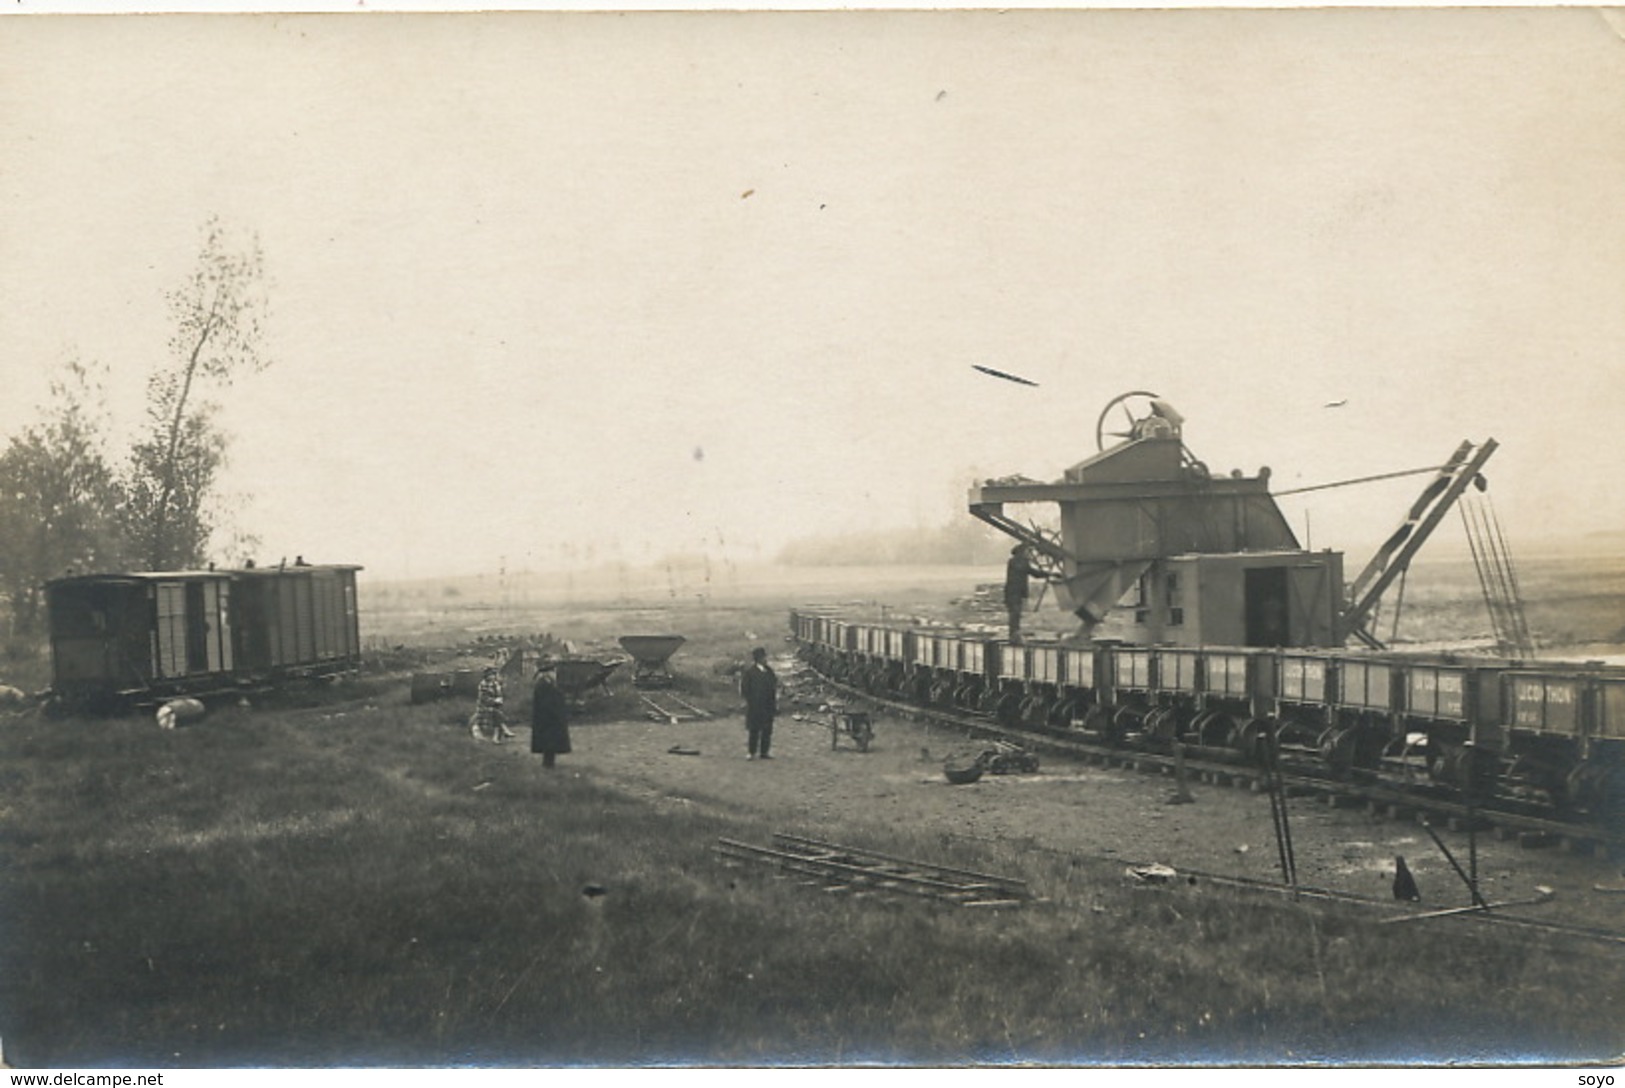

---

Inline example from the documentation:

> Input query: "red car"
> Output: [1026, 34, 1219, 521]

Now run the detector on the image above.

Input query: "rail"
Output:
[716, 832, 1033, 907]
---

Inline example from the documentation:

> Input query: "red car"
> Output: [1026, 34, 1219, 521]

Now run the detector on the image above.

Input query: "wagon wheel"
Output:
[1080, 703, 1114, 740]
[1095, 390, 1161, 452]
[1142, 706, 1176, 742]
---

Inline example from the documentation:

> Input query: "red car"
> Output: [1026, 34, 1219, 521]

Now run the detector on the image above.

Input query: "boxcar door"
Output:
[184, 581, 211, 674]
[1244, 568, 1290, 647]
[155, 582, 188, 678]
[216, 580, 234, 672]
[1286, 564, 1334, 647]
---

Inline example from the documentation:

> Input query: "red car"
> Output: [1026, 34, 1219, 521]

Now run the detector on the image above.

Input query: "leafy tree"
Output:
[0, 359, 127, 634]
[121, 217, 270, 569]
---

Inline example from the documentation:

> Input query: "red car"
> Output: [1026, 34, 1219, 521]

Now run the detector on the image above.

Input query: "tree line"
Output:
[0, 218, 269, 636]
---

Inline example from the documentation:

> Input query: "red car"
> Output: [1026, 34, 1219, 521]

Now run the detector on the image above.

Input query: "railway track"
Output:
[716, 832, 1033, 907]
[797, 668, 1625, 862]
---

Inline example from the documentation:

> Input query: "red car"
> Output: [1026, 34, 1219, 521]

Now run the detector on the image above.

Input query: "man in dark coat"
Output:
[1004, 545, 1049, 646]
[530, 663, 571, 769]
[740, 646, 778, 760]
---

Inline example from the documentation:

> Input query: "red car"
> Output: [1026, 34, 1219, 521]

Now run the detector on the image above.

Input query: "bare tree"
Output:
[0, 358, 126, 634]
[122, 217, 270, 569]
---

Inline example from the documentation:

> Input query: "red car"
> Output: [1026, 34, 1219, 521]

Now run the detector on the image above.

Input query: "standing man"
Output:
[529, 661, 571, 769]
[740, 646, 778, 760]
[1004, 544, 1048, 646]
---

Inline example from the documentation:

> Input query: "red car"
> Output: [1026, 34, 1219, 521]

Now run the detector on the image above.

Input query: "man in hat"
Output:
[740, 647, 778, 760]
[529, 661, 571, 769]
[1004, 544, 1050, 646]
[471, 664, 513, 742]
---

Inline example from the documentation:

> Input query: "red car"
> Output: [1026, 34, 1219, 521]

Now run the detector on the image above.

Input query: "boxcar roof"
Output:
[45, 570, 234, 589]
[46, 565, 362, 589]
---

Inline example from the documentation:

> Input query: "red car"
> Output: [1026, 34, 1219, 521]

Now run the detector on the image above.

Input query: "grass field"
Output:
[3, 678, 1622, 1068]
[2, 559, 1623, 1068]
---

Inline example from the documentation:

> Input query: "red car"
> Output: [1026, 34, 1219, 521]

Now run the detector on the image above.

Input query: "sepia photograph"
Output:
[1, 2, 1622, 1073]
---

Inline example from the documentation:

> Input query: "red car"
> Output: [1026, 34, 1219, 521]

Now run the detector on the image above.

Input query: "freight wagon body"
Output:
[232, 566, 362, 673]
[46, 564, 363, 710]
[788, 608, 1625, 821]
[47, 571, 237, 704]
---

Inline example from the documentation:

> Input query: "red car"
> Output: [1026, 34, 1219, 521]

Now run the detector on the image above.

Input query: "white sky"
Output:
[3, 8, 1623, 580]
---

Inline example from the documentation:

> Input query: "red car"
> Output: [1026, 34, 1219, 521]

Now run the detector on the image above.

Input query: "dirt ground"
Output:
[475, 651, 1625, 936]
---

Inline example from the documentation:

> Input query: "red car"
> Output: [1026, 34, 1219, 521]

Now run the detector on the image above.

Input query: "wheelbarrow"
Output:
[618, 634, 686, 688]
[552, 657, 623, 703]
[830, 709, 874, 752]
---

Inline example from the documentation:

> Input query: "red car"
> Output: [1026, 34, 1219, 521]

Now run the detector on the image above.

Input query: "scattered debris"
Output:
[943, 740, 1040, 783]
[155, 697, 206, 730]
[1127, 863, 1179, 885]
[946, 756, 986, 784]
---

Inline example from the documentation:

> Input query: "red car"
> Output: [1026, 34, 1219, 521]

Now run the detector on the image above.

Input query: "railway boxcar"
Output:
[45, 563, 364, 711]
[47, 570, 237, 707]
[230, 564, 363, 677]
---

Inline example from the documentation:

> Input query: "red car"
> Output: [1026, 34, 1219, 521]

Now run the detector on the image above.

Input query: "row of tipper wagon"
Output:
[790, 609, 1625, 819]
